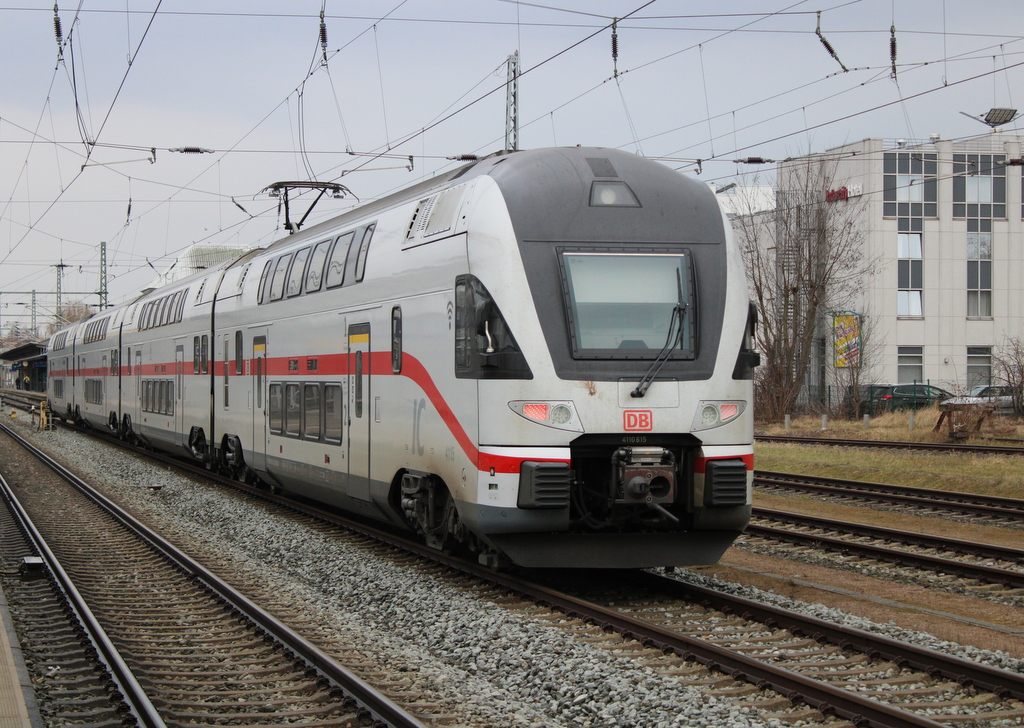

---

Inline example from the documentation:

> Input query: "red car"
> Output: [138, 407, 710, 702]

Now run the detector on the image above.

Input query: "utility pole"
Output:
[99, 241, 108, 309]
[505, 51, 519, 152]
[54, 262, 70, 322]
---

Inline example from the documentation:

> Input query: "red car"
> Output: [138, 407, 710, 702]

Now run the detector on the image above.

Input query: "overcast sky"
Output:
[2, 1, 1022, 330]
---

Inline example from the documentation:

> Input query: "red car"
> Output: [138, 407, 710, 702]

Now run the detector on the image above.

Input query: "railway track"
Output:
[370, 538, 1024, 727]
[756, 470, 1024, 523]
[756, 434, 1024, 456]
[78, 439, 1024, 726]
[746, 507, 1024, 595]
[546, 569, 1024, 726]
[0, 419, 426, 728]
[0, 472, 132, 726]
[9, 400, 1024, 726]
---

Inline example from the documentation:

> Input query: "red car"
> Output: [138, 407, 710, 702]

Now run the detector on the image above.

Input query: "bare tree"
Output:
[732, 157, 876, 421]
[993, 336, 1024, 416]
[45, 300, 94, 335]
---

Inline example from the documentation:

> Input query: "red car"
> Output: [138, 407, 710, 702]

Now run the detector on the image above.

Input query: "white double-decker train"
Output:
[47, 146, 758, 568]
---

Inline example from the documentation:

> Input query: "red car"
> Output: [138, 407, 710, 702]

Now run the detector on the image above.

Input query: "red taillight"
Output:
[719, 403, 739, 420]
[522, 403, 549, 422]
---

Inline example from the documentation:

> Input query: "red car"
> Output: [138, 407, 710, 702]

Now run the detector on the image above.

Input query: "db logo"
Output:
[623, 410, 653, 431]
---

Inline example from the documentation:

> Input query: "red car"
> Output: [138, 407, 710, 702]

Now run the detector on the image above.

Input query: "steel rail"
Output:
[756, 434, 1024, 456]
[755, 470, 1024, 521]
[752, 507, 1024, 564]
[0, 423, 167, 728]
[32, 415, 1012, 728]
[0, 420, 427, 728]
[628, 571, 1024, 703]
[744, 519, 1024, 589]
[247, 512, 952, 728]
[477, 570, 949, 728]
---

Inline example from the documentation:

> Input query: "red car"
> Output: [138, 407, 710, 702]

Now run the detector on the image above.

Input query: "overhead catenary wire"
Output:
[5, 3, 1024, 311]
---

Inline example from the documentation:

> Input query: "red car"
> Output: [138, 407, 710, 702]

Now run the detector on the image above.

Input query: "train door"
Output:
[174, 343, 185, 446]
[347, 322, 371, 501]
[251, 333, 268, 472]
[122, 345, 131, 421]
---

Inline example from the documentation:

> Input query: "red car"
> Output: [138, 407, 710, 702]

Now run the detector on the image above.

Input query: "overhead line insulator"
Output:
[890, 25, 898, 79]
[320, 8, 328, 65]
[815, 10, 848, 73]
[53, 4, 63, 45]
[611, 18, 619, 78]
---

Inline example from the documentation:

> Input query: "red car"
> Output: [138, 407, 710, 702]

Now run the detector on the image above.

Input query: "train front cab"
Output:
[453, 281, 755, 569]
[447, 146, 756, 568]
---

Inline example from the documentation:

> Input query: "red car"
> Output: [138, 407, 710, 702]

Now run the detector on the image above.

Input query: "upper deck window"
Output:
[559, 250, 696, 360]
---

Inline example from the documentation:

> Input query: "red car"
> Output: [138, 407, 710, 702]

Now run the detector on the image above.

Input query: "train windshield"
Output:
[560, 251, 696, 360]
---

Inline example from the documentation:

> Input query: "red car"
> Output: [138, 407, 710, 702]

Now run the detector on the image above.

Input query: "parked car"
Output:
[856, 384, 895, 416]
[877, 383, 952, 411]
[941, 385, 1017, 416]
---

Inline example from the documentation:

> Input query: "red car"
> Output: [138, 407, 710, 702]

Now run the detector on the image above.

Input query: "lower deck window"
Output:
[324, 384, 342, 443]
[303, 384, 321, 440]
[85, 378, 103, 405]
[268, 381, 343, 444]
[142, 379, 174, 415]
[285, 383, 301, 436]
[269, 384, 283, 433]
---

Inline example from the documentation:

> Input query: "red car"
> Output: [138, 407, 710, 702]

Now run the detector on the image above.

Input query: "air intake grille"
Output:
[704, 459, 748, 507]
[518, 462, 571, 509]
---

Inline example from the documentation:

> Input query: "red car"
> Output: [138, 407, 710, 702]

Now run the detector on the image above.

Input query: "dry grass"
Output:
[758, 405, 1024, 444]
[754, 406, 1024, 498]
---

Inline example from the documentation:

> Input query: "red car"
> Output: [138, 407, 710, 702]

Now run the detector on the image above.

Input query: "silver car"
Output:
[942, 385, 1017, 416]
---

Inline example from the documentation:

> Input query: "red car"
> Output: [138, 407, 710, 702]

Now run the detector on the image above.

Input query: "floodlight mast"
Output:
[959, 107, 1020, 129]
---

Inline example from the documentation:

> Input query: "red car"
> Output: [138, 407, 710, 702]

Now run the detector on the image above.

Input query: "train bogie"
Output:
[48, 146, 756, 569]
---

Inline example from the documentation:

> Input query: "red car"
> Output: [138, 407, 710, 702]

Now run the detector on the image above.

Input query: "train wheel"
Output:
[401, 474, 463, 553]
[121, 415, 136, 443]
[221, 435, 247, 481]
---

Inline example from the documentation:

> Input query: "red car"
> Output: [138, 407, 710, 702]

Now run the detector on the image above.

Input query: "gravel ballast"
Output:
[6, 413, 1021, 726]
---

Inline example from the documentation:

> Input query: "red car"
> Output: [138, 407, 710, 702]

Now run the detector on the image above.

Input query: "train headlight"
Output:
[700, 405, 719, 426]
[550, 404, 573, 425]
[509, 401, 584, 432]
[589, 180, 641, 207]
[691, 401, 747, 431]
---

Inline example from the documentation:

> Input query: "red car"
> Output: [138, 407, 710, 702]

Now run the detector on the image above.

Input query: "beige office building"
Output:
[769, 130, 1024, 399]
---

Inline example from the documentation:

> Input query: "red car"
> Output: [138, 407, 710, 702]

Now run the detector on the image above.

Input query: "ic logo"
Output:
[623, 410, 653, 431]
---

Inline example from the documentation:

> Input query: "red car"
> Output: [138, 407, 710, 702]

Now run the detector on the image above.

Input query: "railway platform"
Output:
[0, 583, 40, 728]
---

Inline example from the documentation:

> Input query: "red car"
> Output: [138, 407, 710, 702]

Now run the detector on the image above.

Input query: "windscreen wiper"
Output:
[631, 269, 686, 399]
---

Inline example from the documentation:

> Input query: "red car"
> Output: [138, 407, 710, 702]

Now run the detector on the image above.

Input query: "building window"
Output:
[953, 154, 1006, 219]
[897, 173, 923, 202]
[966, 347, 992, 389]
[897, 346, 923, 383]
[883, 151, 937, 218]
[967, 229, 992, 318]
[897, 232, 922, 316]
